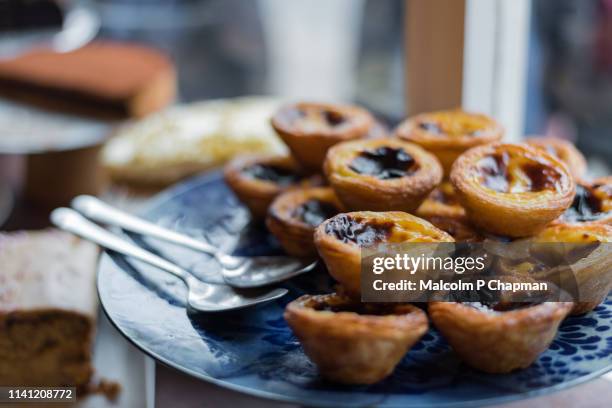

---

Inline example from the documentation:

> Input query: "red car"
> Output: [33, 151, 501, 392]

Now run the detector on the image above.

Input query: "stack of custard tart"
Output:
[224, 102, 612, 384]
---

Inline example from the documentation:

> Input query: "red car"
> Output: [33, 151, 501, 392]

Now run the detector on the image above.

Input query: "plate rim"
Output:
[97, 170, 612, 408]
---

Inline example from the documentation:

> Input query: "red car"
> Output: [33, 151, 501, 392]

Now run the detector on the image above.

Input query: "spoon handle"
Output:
[51, 207, 189, 282]
[71, 195, 219, 256]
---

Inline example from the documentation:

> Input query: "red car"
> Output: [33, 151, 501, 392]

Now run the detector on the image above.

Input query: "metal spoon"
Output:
[71, 195, 317, 288]
[51, 208, 288, 313]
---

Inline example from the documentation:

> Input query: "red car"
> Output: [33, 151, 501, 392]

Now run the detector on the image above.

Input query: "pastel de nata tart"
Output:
[271, 102, 374, 172]
[266, 187, 343, 258]
[557, 177, 612, 226]
[284, 293, 428, 384]
[324, 138, 443, 212]
[526, 136, 587, 179]
[533, 223, 612, 315]
[224, 154, 319, 219]
[450, 143, 576, 237]
[314, 211, 454, 297]
[429, 301, 573, 373]
[395, 110, 503, 176]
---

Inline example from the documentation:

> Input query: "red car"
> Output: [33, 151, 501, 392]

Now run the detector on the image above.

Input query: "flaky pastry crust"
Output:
[429, 301, 573, 373]
[266, 187, 342, 257]
[224, 154, 319, 219]
[314, 211, 454, 297]
[450, 143, 575, 237]
[395, 110, 503, 176]
[324, 138, 443, 212]
[284, 294, 428, 384]
[271, 102, 374, 172]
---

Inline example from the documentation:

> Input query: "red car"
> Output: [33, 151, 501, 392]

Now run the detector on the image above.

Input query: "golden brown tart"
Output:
[526, 136, 587, 179]
[532, 223, 612, 315]
[314, 211, 454, 296]
[557, 176, 612, 226]
[224, 154, 319, 219]
[429, 301, 573, 373]
[324, 138, 443, 212]
[271, 102, 374, 172]
[395, 110, 503, 176]
[266, 187, 342, 258]
[450, 143, 576, 237]
[284, 293, 428, 384]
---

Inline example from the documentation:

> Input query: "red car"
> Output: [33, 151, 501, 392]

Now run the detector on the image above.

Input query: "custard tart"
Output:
[285, 293, 428, 384]
[526, 136, 587, 179]
[557, 177, 612, 226]
[271, 102, 374, 172]
[324, 138, 443, 212]
[395, 110, 503, 176]
[533, 223, 612, 315]
[224, 154, 319, 219]
[314, 211, 454, 296]
[450, 143, 575, 237]
[266, 187, 342, 257]
[429, 301, 573, 373]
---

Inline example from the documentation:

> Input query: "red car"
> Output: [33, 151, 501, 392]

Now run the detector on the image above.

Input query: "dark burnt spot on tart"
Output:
[349, 147, 418, 180]
[325, 214, 392, 246]
[323, 110, 346, 127]
[293, 199, 338, 227]
[242, 164, 302, 187]
[521, 162, 561, 191]
[418, 121, 442, 135]
[477, 152, 562, 193]
[562, 184, 609, 222]
[283, 106, 348, 130]
[478, 153, 510, 192]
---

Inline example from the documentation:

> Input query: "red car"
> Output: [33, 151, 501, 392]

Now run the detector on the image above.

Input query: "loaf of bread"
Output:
[0, 41, 176, 118]
[0, 230, 99, 391]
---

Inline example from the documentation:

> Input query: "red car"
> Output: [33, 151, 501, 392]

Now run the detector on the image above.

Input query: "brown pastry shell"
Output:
[395, 110, 503, 176]
[429, 301, 573, 373]
[271, 102, 374, 172]
[224, 154, 319, 219]
[314, 211, 454, 297]
[450, 143, 575, 237]
[284, 294, 428, 384]
[266, 187, 342, 257]
[324, 138, 443, 212]
[415, 182, 481, 241]
[533, 223, 612, 315]
[526, 136, 587, 179]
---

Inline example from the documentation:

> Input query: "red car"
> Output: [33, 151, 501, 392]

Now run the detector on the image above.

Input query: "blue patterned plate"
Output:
[98, 172, 612, 407]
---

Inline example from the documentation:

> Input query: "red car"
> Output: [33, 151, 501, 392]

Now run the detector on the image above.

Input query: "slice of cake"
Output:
[0, 41, 176, 118]
[0, 229, 99, 391]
